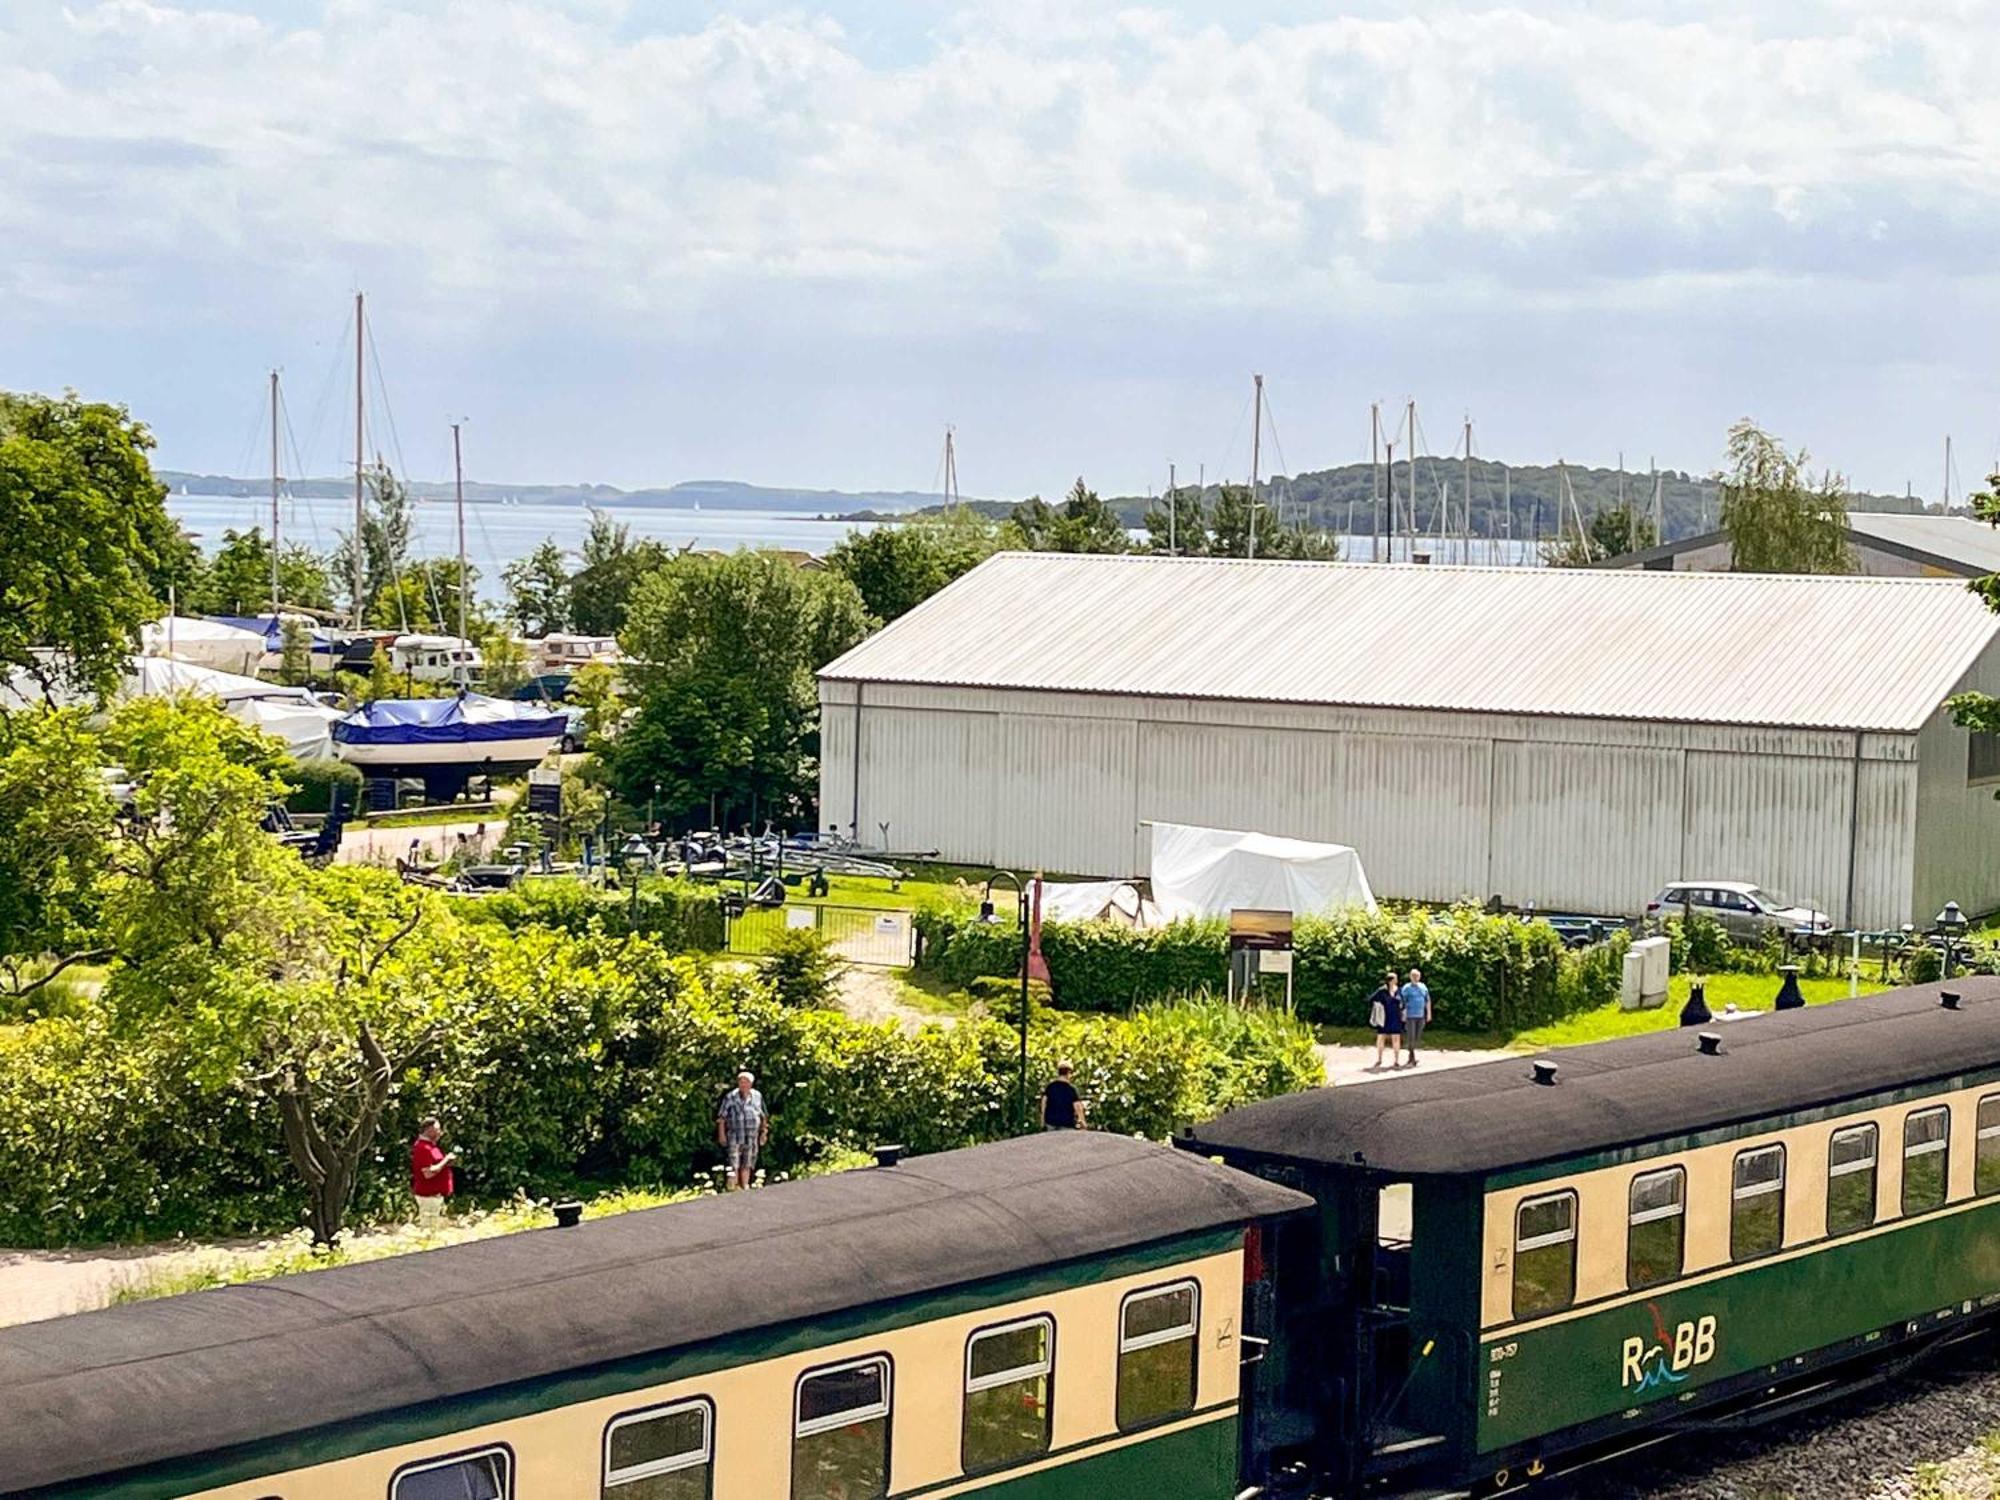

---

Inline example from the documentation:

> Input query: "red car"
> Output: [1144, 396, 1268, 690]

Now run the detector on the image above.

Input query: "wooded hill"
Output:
[864, 459, 1923, 545]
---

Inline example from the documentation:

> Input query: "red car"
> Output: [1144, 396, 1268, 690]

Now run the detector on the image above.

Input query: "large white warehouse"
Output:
[818, 554, 2000, 928]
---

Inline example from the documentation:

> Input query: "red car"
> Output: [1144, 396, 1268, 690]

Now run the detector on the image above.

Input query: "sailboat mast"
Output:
[1945, 434, 1955, 512]
[1463, 415, 1473, 566]
[1248, 374, 1263, 560]
[453, 422, 467, 685]
[269, 369, 282, 617]
[1405, 399, 1417, 560]
[352, 292, 365, 629]
[943, 426, 959, 510]
[1370, 404, 1381, 563]
[1167, 461, 1177, 556]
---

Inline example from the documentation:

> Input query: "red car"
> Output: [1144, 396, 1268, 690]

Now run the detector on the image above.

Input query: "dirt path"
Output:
[833, 966, 949, 1030]
[0, 1242, 233, 1328]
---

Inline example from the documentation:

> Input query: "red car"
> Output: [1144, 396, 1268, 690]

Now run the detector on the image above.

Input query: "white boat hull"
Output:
[335, 733, 562, 774]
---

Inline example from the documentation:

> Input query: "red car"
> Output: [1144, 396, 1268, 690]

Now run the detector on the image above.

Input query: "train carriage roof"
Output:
[0, 1131, 1305, 1495]
[1186, 977, 2000, 1178]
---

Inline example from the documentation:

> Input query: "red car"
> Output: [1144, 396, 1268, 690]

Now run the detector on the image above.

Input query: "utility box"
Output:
[1620, 936, 1671, 1010]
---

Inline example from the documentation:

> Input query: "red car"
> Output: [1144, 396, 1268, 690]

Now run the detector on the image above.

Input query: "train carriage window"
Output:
[1512, 1192, 1577, 1318]
[963, 1315, 1054, 1473]
[1117, 1281, 1200, 1430]
[1827, 1123, 1880, 1236]
[604, 1399, 712, 1500]
[1978, 1096, 2000, 1196]
[793, 1356, 891, 1500]
[392, 1448, 510, 1500]
[1730, 1145, 1786, 1261]
[1626, 1167, 1685, 1288]
[1903, 1107, 1951, 1215]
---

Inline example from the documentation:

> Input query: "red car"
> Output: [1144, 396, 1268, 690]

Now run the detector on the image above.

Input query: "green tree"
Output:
[1142, 485, 1210, 555]
[367, 643, 398, 701]
[0, 710, 116, 1000]
[1011, 478, 1130, 553]
[824, 511, 1012, 623]
[329, 463, 415, 616]
[1719, 421, 1856, 574]
[570, 659, 624, 744]
[193, 527, 334, 615]
[1947, 474, 2000, 769]
[97, 696, 297, 963]
[0, 391, 197, 701]
[1149, 484, 1337, 560]
[1590, 503, 1657, 561]
[503, 538, 574, 636]
[612, 551, 870, 824]
[480, 630, 531, 695]
[570, 512, 675, 636]
[277, 617, 313, 686]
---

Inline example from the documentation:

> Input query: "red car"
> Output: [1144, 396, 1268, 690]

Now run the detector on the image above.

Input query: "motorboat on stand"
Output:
[333, 693, 567, 801]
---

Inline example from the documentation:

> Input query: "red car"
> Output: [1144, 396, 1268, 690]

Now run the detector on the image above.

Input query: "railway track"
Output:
[1578, 1330, 2000, 1499]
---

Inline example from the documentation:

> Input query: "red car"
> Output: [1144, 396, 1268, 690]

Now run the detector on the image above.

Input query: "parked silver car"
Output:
[1646, 880, 1833, 940]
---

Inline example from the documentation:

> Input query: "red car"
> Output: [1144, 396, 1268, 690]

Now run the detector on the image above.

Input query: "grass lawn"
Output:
[1315, 972, 1891, 1054]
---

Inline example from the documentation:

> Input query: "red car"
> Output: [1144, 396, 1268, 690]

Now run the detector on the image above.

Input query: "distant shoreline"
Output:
[157, 471, 964, 516]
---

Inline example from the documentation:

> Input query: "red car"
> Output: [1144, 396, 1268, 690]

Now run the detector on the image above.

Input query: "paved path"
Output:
[334, 819, 505, 867]
[1316, 1042, 1519, 1086]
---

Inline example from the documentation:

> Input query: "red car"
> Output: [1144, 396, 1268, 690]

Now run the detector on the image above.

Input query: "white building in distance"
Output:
[818, 554, 2000, 928]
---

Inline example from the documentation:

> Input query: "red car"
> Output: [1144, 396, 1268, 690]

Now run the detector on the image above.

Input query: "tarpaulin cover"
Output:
[123, 656, 320, 705]
[1039, 880, 1164, 929]
[139, 616, 267, 674]
[209, 615, 343, 653]
[229, 696, 343, 760]
[334, 694, 567, 746]
[1148, 821, 1378, 920]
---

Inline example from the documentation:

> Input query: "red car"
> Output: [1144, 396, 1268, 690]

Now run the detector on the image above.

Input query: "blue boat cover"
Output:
[208, 615, 341, 651]
[334, 694, 567, 746]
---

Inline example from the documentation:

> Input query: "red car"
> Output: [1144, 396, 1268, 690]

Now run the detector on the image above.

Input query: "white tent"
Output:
[140, 617, 267, 675]
[1148, 821, 1378, 920]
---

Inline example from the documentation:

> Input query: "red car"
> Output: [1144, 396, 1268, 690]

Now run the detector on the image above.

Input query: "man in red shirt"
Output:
[410, 1117, 456, 1228]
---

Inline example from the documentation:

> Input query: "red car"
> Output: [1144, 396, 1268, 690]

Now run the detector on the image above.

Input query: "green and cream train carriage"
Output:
[0, 1133, 1307, 1500]
[1190, 974, 2000, 1496]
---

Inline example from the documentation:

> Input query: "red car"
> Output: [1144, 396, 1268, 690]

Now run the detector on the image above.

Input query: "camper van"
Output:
[388, 634, 483, 684]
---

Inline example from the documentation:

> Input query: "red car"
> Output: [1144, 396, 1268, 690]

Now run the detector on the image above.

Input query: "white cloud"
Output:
[4, 1, 2000, 490]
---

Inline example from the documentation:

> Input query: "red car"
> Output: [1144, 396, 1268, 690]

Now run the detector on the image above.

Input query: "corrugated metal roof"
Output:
[821, 554, 2000, 733]
[1847, 512, 2000, 575]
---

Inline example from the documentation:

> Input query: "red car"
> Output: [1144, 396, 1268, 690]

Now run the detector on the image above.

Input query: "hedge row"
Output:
[0, 934, 1321, 1247]
[468, 876, 726, 952]
[917, 901, 1628, 1032]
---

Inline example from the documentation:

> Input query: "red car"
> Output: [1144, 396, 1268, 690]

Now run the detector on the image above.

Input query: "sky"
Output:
[6, 0, 2000, 501]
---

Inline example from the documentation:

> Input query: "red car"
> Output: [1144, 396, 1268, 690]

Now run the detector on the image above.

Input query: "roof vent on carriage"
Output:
[1697, 1032, 1723, 1055]
[1942, 991, 1963, 1011]
[1530, 1060, 1559, 1087]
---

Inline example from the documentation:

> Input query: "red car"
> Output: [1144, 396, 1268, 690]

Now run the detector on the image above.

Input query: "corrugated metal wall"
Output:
[1913, 640, 2000, 920]
[819, 681, 1938, 925]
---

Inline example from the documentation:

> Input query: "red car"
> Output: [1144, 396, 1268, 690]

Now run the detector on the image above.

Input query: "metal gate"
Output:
[726, 903, 916, 968]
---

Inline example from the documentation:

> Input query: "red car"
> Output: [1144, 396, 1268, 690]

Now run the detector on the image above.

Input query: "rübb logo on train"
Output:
[1619, 1306, 1717, 1392]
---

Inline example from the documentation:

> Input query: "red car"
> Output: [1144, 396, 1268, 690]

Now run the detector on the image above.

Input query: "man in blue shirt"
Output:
[1401, 969, 1432, 1067]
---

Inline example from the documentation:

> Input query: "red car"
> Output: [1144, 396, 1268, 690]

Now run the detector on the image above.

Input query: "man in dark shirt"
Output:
[1040, 1062, 1085, 1130]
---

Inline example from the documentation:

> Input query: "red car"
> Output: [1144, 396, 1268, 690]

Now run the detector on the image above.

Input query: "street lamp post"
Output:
[622, 832, 652, 925]
[982, 871, 1029, 1132]
[1934, 900, 1969, 981]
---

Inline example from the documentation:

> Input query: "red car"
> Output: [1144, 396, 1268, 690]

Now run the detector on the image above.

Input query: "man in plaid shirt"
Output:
[716, 1071, 769, 1190]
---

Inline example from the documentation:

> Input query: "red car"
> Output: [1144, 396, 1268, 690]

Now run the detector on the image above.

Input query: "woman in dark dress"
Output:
[1368, 969, 1403, 1071]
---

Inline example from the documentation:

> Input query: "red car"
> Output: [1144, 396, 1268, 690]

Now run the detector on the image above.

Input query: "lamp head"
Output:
[1937, 901, 1968, 932]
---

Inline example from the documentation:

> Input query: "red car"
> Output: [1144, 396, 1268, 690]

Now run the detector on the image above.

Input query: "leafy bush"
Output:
[761, 927, 845, 1009]
[919, 900, 1617, 1032]
[4, 928, 1322, 1246]
[470, 876, 725, 952]
[281, 757, 362, 815]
